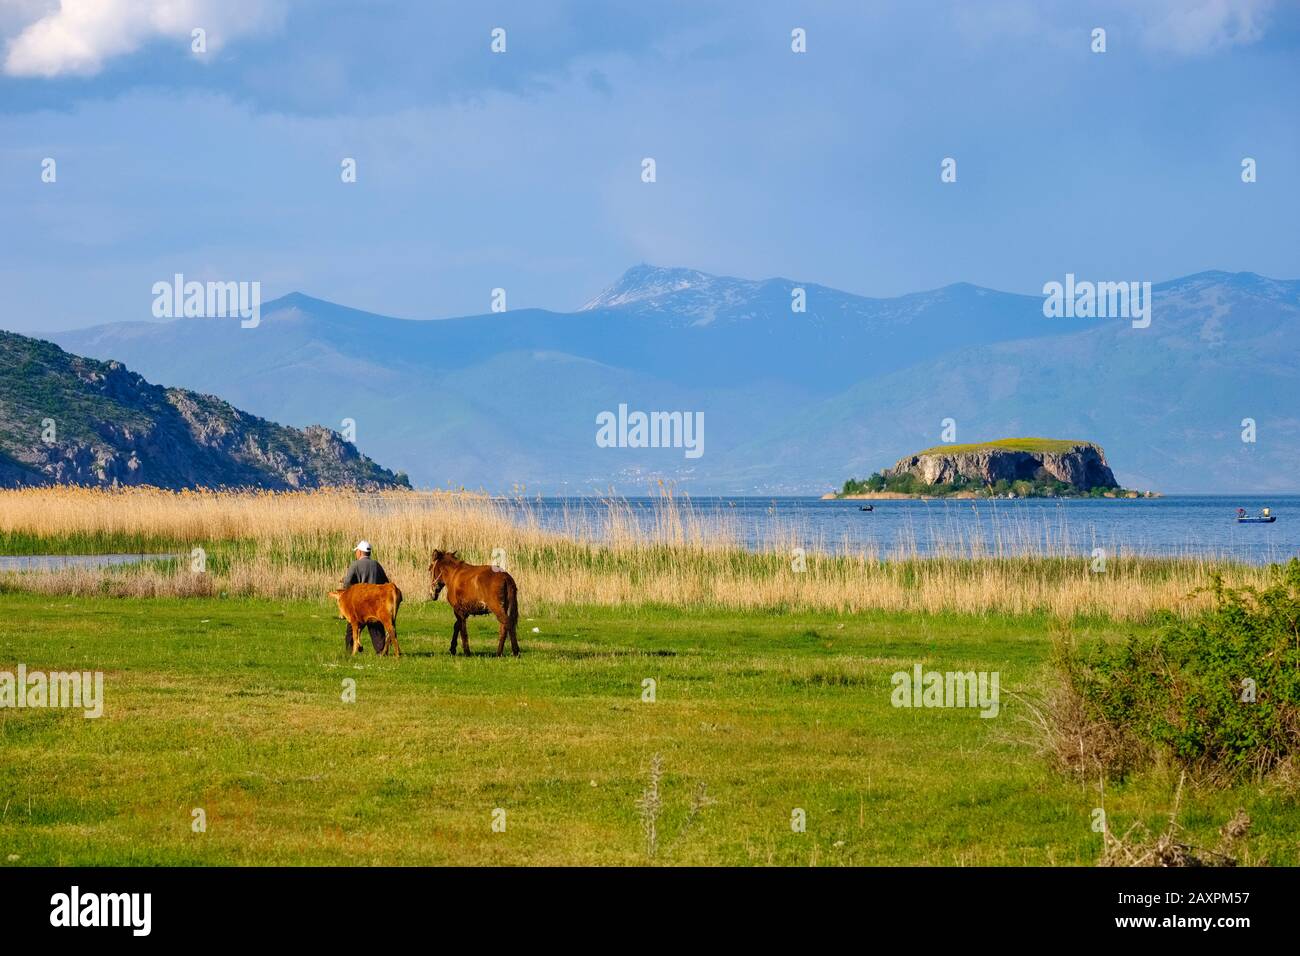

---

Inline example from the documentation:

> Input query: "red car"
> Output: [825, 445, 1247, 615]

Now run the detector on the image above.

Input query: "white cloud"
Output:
[3, 0, 285, 77]
[1139, 0, 1274, 55]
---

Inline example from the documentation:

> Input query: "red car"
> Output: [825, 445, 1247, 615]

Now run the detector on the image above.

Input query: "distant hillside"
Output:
[0, 330, 408, 491]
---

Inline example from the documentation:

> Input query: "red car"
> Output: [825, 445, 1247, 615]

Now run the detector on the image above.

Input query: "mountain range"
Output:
[38, 265, 1300, 494]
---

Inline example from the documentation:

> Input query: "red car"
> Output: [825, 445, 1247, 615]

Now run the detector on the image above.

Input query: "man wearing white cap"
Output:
[340, 540, 390, 653]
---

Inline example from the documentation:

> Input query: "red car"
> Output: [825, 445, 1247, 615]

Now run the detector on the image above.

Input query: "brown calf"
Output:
[429, 550, 520, 656]
[328, 583, 403, 656]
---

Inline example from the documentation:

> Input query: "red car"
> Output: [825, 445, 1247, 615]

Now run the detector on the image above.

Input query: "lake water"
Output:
[3, 498, 1294, 571]
[0, 553, 177, 572]
[503, 495, 1299, 565]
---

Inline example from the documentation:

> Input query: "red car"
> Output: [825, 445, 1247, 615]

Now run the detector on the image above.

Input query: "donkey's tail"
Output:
[505, 577, 519, 631]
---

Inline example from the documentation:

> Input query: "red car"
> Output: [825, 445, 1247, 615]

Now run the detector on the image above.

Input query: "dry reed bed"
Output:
[0, 487, 1270, 620]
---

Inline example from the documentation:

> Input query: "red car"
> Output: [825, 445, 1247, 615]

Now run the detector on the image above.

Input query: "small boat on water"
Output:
[858, 505, 873, 512]
[1236, 507, 1276, 524]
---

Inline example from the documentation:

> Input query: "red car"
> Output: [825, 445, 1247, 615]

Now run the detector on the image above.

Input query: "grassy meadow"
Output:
[0, 487, 1296, 865]
[5, 596, 1297, 866]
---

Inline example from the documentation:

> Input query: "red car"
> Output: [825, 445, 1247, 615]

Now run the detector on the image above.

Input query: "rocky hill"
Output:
[0, 330, 409, 491]
[884, 439, 1119, 491]
[833, 438, 1136, 498]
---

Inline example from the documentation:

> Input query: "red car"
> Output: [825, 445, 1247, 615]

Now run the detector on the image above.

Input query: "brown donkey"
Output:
[429, 550, 520, 656]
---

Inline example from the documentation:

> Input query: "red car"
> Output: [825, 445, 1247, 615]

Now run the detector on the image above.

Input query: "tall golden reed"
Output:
[0, 486, 1270, 620]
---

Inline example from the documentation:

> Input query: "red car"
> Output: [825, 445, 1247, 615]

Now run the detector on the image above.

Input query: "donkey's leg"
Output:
[386, 623, 401, 658]
[496, 615, 508, 657]
[349, 618, 363, 655]
[458, 614, 472, 656]
[509, 620, 520, 657]
[449, 618, 460, 655]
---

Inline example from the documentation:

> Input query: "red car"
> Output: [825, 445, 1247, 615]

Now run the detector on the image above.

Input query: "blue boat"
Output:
[1237, 515, 1276, 523]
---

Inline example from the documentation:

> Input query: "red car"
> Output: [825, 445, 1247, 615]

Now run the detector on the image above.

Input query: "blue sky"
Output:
[1, 0, 1297, 333]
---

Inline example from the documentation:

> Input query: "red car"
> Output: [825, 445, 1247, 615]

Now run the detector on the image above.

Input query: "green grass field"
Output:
[2, 593, 1295, 865]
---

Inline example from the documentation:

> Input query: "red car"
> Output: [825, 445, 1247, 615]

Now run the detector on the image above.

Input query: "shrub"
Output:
[1064, 559, 1300, 781]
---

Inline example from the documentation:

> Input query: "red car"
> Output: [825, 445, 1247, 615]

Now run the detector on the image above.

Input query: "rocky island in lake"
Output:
[828, 438, 1155, 499]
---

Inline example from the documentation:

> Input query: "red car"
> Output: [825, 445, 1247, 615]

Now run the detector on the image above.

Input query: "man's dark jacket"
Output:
[342, 557, 389, 587]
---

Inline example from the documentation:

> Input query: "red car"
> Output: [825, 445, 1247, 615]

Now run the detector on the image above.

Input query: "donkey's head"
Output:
[428, 549, 459, 601]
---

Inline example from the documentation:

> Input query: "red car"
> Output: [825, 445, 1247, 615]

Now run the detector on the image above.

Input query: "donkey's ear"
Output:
[431, 549, 442, 560]
[449, 550, 459, 558]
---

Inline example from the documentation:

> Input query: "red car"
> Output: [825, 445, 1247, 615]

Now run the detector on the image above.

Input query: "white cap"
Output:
[355, 540, 371, 554]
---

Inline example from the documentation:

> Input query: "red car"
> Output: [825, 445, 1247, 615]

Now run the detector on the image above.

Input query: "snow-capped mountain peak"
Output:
[579, 264, 784, 326]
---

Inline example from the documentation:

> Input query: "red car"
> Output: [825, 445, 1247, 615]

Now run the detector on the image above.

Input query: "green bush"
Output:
[1067, 558, 1300, 780]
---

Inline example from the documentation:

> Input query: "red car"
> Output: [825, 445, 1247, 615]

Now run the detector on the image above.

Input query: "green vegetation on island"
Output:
[912, 437, 1093, 456]
[838, 472, 1139, 499]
